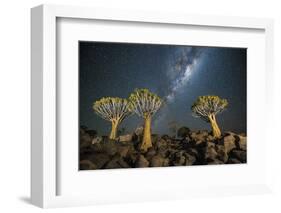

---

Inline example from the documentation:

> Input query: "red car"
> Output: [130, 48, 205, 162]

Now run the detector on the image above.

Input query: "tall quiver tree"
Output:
[93, 97, 131, 140]
[191, 95, 228, 138]
[129, 89, 162, 152]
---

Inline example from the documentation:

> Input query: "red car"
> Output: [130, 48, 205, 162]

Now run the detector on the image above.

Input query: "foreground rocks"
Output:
[80, 129, 247, 170]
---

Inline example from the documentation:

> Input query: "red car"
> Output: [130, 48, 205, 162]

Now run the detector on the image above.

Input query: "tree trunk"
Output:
[141, 115, 152, 152]
[208, 114, 221, 138]
[109, 120, 119, 140]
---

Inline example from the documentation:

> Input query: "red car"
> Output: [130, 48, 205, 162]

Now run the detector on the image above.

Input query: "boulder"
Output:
[145, 147, 157, 160]
[172, 151, 186, 166]
[216, 145, 229, 163]
[155, 138, 168, 149]
[231, 150, 247, 162]
[184, 153, 196, 165]
[190, 130, 209, 141]
[205, 145, 218, 161]
[222, 134, 237, 153]
[79, 160, 97, 170]
[86, 129, 97, 137]
[186, 148, 199, 159]
[118, 134, 133, 143]
[92, 136, 102, 144]
[102, 141, 118, 156]
[116, 145, 130, 158]
[151, 134, 160, 145]
[157, 146, 169, 158]
[117, 158, 131, 168]
[238, 136, 247, 151]
[195, 140, 206, 147]
[125, 152, 138, 166]
[135, 155, 149, 168]
[161, 135, 171, 141]
[105, 155, 131, 169]
[177, 126, 191, 138]
[134, 126, 144, 136]
[89, 153, 110, 169]
[105, 159, 121, 169]
[208, 159, 224, 165]
[150, 155, 165, 167]
[228, 158, 241, 164]
[91, 143, 103, 153]
[80, 130, 92, 149]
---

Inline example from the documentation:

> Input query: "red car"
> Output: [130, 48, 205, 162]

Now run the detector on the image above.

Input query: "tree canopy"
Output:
[129, 88, 162, 118]
[93, 97, 132, 122]
[191, 95, 228, 121]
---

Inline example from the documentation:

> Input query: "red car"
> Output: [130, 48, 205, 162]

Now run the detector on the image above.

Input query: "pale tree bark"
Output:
[109, 119, 119, 140]
[208, 114, 221, 138]
[140, 115, 152, 152]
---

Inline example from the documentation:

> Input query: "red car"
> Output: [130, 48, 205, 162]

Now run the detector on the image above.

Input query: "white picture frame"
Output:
[31, 4, 274, 208]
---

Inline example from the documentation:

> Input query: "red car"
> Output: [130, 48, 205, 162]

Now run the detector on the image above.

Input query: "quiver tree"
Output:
[191, 95, 228, 138]
[93, 97, 131, 140]
[129, 89, 162, 151]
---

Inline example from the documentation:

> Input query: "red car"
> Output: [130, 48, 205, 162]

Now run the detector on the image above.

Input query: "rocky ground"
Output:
[79, 128, 247, 170]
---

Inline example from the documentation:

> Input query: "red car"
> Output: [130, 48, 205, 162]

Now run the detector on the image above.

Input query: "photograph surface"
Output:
[79, 41, 247, 170]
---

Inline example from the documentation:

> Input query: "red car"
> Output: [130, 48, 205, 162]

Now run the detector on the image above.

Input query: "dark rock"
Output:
[105, 159, 122, 169]
[104, 154, 131, 169]
[205, 144, 218, 161]
[216, 145, 229, 162]
[86, 129, 97, 137]
[135, 155, 149, 168]
[230, 150, 247, 162]
[195, 140, 207, 147]
[118, 158, 131, 168]
[184, 153, 196, 165]
[228, 158, 242, 164]
[91, 143, 103, 153]
[221, 134, 236, 153]
[134, 126, 144, 136]
[125, 152, 138, 166]
[238, 136, 247, 151]
[80, 129, 92, 149]
[80, 160, 97, 170]
[92, 136, 102, 144]
[150, 155, 165, 167]
[151, 134, 160, 145]
[190, 130, 209, 142]
[102, 141, 118, 156]
[145, 147, 157, 160]
[206, 135, 215, 141]
[208, 159, 224, 165]
[161, 135, 171, 141]
[177, 127, 191, 138]
[172, 151, 186, 166]
[116, 145, 130, 158]
[89, 153, 110, 169]
[181, 136, 192, 144]
[118, 134, 133, 143]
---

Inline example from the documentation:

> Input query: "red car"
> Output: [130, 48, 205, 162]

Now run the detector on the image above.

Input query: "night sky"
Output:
[79, 41, 246, 135]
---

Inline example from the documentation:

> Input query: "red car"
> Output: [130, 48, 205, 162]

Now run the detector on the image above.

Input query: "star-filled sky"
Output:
[79, 41, 246, 135]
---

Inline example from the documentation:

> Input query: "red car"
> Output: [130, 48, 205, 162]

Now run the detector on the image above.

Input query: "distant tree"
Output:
[93, 97, 131, 140]
[177, 126, 190, 138]
[129, 89, 163, 151]
[191, 95, 228, 138]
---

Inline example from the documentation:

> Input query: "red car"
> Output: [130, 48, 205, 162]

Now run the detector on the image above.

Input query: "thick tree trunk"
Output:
[109, 120, 119, 140]
[141, 115, 152, 152]
[208, 114, 221, 138]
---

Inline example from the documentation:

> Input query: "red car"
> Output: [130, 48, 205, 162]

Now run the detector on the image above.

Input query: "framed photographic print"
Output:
[31, 4, 274, 208]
